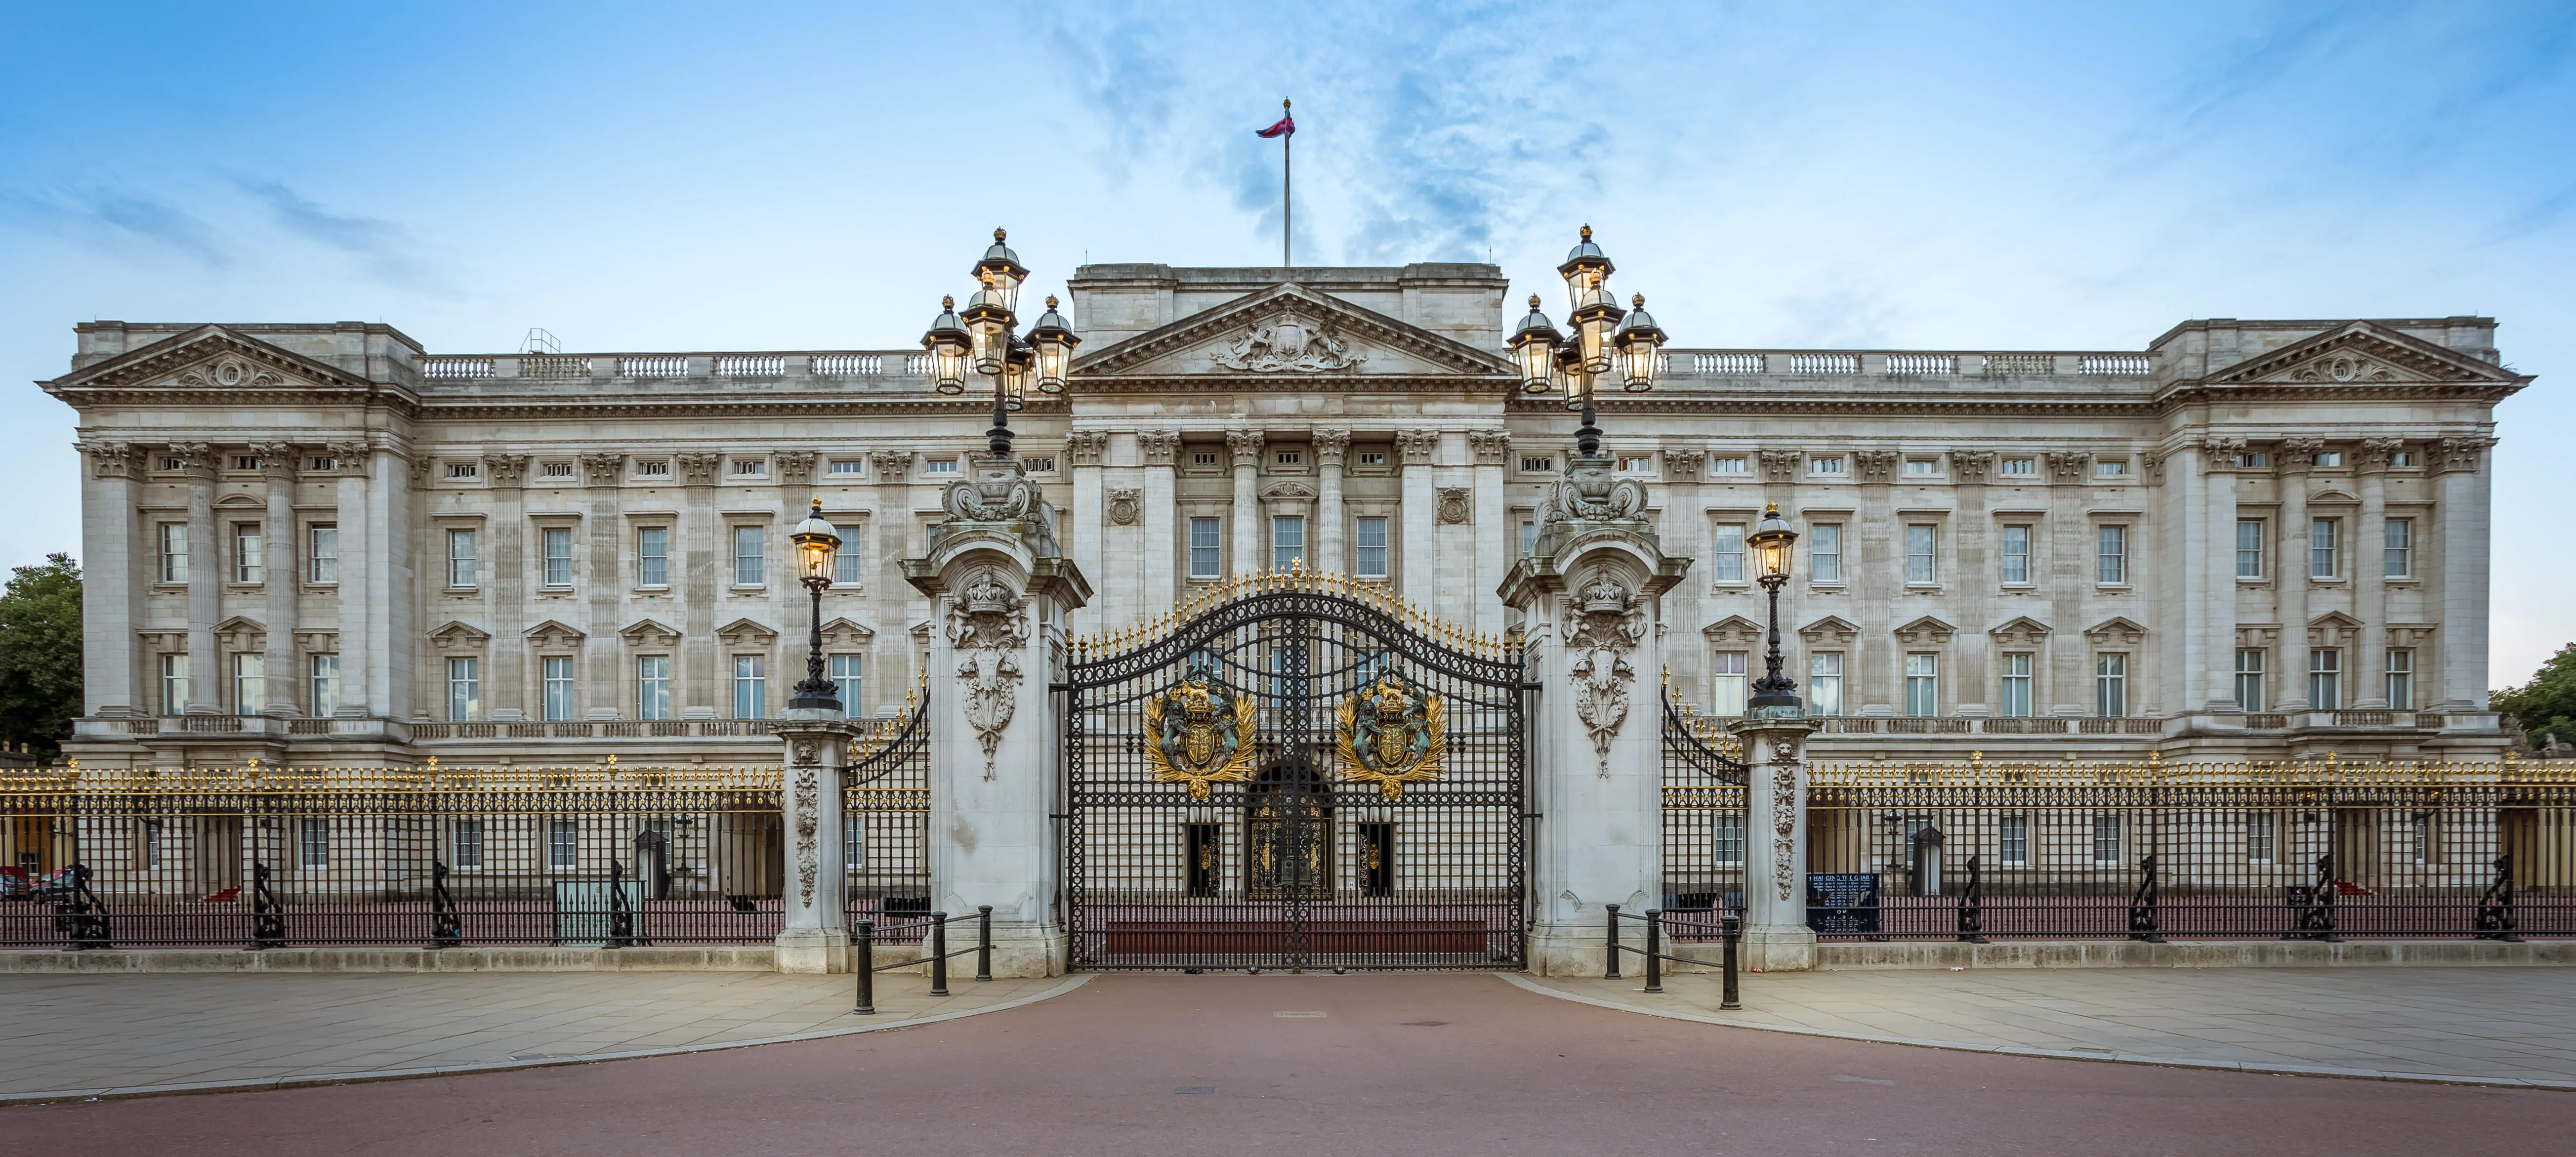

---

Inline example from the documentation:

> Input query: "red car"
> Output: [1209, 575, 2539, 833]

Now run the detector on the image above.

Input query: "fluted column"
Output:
[2195, 439, 2242, 712]
[2433, 435, 2497, 709]
[1397, 429, 1439, 606]
[74, 441, 143, 716]
[1312, 429, 1349, 577]
[1472, 431, 1512, 636]
[1227, 430, 1264, 578]
[2354, 439, 2398, 707]
[255, 445, 300, 714]
[1139, 432, 1179, 611]
[173, 443, 218, 713]
[326, 440, 371, 716]
[2277, 439, 2317, 710]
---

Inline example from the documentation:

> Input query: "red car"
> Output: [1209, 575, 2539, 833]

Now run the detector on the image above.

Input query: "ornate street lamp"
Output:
[1745, 502, 1803, 715]
[923, 228, 1080, 461]
[787, 500, 843, 712]
[1509, 225, 1664, 459]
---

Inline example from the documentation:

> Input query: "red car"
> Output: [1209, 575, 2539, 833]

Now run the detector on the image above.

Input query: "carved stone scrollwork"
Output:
[1535, 457, 1648, 528]
[2200, 436, 2247, 471]
[2044, 450, 2091, 482]
[1209, 312, 1366, 372]
[2430, 435, 2494, 474]
[1767, 737, 1802, 902]
[1663, 447, 1707, 477]
[2355, 437, 2404, 472]
[868, 450, 912, 480]
[1395, 429, 1440, 466]
[789, 742, 822, 909]
[1854, 450, 1898, 481]
[775, 450, 818, 484]
[2141, 452, 2166, 486]
[76, 440, 138, 481]
[482, 454, 530, 488]
[166, 442, 215, 479]
[1468, 430, 1512, 467]
[948, 568, 1030, 778]
[1950, 450, 1994, 483]
[1311, 428, 1351, 467]
[1435, 487, 1472, 525]
[582, 452, 626, 486]
[1758, 449, 1802, 483]
[1107, 488, 1142, 526]
[676, 451, 720, 485]
[249, 442, 300, 483]
[2276, 437, 2323, 473]
[325, 441, 371, 478]
[942, 467, 1041, 522]
[1224, 430, 1266, 469]
[1065, 431, 1109, 467]
[1138, 430, 1181, 467]
[1563, 570, 1647, 775]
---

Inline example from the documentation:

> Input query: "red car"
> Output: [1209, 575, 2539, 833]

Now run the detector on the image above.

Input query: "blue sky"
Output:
[2, 1, 2570, 683]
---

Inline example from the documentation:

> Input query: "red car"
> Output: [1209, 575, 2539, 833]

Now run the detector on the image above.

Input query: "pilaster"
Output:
[1313, 428, 1349, 577]
[255, 445, 301, 714]
[1228, 430, 1264, 578]
[2433, 435, 2496, 709]
[1397, 429, 1439, 606]
[2354, 439, 2398, 708]
[2277, 439, 2317, 710]
[173, 443, 218, 713]
[1731, 715, 1817, 970]
[1139, 431, 1179, 615]
[775, 710, 860, 973]
[327, 441, 371, 716]
[74, 441, 143, 716]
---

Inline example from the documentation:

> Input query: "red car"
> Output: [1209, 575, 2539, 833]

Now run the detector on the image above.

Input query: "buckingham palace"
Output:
[42, 232, 2523, 770]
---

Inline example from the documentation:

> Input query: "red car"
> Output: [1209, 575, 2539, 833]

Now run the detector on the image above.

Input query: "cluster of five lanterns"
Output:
[1509, 225, 1666, 457]
[920, 229, 1080, 458]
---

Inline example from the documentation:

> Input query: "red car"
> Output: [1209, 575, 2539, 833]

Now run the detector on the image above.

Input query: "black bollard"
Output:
[976, 905, 993, 982]
[1720, 913, 1742, 1011]
[929, 911, 950, 996]
[852, 919, 876, 1015]
[1604, 903, 1622, 980]
[1643, 909, 1662, 993]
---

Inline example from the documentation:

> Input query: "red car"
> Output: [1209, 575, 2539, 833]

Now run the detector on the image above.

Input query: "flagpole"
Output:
[1281, 98, 1292, 268]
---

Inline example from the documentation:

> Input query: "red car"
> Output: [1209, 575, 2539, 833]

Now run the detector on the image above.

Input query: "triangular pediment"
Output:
[1894, 616, 1957, 646]
[716, 618, 778, 647]
[2084, 616, 2148, 645]
[620, 618, 682, 643]
[1702, 616, 1764, 648]
[1798, 615, 1861, 645]
[522, 619, 586, 648]
[427, 620, 491, 649]
[1989, 616, 2052, 645]
[2207, 322, 2523, 388]
[1073, 283, 1513, 381]
[44, 325, 390, 400]
[820, 617, 875, 649]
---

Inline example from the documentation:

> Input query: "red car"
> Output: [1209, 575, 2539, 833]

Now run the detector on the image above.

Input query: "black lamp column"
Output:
[1745, 502, 1803, 714]
[787, 500, 843, 711]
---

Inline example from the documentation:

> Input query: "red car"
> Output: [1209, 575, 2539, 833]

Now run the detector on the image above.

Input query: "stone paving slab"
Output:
[1512, 966, 2576, 1088]
[0, 970, 1084, 1103]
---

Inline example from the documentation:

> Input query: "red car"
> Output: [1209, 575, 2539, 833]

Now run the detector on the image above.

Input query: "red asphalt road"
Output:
[9, 972, 2568, 1156]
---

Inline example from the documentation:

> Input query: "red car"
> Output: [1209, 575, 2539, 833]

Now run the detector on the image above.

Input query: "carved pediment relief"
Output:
[717, 618, 779, 648]
[1894, 616, 1956, 647]
[2084, 616, 2148, 646]
[1072, 284, 1514, 380]
[1260, 481, 1318, 501]
[619, 618, 682, 645]
[1989, 616, 2052, 647]
[427, 620, 492, 650]
[820, 617, 876, 650]
[523, 619, 586, 650]
[45, 326, 389, 400]
[2207, 322, 2524, 388]
[1798, 615, 1860, 647]
[1703, 616, 1765, 649]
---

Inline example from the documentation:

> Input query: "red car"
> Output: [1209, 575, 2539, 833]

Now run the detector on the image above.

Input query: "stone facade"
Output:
[43, 267, 2525, 768]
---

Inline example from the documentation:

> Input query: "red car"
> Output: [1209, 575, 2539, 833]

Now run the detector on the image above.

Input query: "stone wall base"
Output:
[1658, 938, 2576, 970]
[0, 946, 778, 973]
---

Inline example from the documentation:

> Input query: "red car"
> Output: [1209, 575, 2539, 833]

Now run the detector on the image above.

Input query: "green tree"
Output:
[2493, 642, 2576, 749]
[0, 553, 81, 754]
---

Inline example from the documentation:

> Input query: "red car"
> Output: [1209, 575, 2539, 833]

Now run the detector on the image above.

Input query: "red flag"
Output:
[1255, 112, 1295, 138]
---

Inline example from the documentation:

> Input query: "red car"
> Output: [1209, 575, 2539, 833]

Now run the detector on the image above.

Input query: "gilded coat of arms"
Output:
[1143, 669, 1260, 801]
[1336, 673, 1447, 799]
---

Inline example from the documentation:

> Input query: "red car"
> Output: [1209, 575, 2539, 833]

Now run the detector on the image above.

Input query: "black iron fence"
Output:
[844, 685, 933, 940]
[1, 763, 784, 949]
[1661, 688, 1747, 938]
[1805, 753, 2576, 941]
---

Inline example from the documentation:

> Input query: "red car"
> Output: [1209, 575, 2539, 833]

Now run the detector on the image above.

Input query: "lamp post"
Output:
[1507, 226, 1665, 459]
[1745, 502, 1802, 715]
[787, 500, 843, 712]
[925, 229, 1080, 462]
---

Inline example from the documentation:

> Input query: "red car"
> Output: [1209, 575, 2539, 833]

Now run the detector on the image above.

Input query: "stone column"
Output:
[74, 441, 143, 716]
[327, 441, 371, 716]
[1397, 429, 1440, 607]
[1471, 431, 1513, 637]
[173, 443, 219, 713]
[1498, 453, 1688, 976]
[581, 452, 627, 718]
[1066, 431, 1108, 629]
[2277, 439, 2317, 710]
[1227, 430, 1264, 578]
[2195, 439, 2244, 712]
[679, 452, 724, 716]
[2353, 438, 2399, 707]
[2433, 435, 2497, 709]
[775, 710, 860, 973]
[1731, 714, 1818, 970]
[372, 448, 415, 721]
[1658, 445, 1704, 691]
[904, 458, 1092, 976]
[1852, 451, 1897, 714]
[2044, 451, 2091, 714]
[1951, 451, 1996, 707]
[1312, 429, 1349, 577]
[255, 445, 301, 714]
[1138, 431, 1179, 612]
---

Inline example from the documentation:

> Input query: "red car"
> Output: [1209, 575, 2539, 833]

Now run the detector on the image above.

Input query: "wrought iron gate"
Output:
[1062, 572, 1530, 970]
[1661, 685, 1749, 932]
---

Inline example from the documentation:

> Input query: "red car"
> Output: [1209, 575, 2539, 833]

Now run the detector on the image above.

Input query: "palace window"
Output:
[1709, 523, 1745, 583]
[2384, 519, 2413, 578]
[636, 460, 671, 478]
[542, 527, 574, 587]
[833, 528, 863, 585]
[1999, 457, 2036, 478]
[548, 821, 578, 871]
[1711, 814, 1746, 867]
[447, 529, 478, 588]
[1520, 455, 1555, 474]
[2309, 648, 2341, 711]
[1271, 515, 1305, 571]
[1809, 524, 1843, 584]
[845, 815, 865, 869]
[2236, 520, 2266, 579]
[829, 459, 864, 476]
[733, 656, 767, 719]
[232, 653, 264, 716]
[1192, 451, 1221, 467]
[2092, 816, 2122, 865]
[160, 654, 188, 715]
[1711, 652, 1748, 717]
[447, 462, 478, 480]
[1810, 455, 1845, 476]
[925, 458, 960, 475]
[1904, 458, 1938, 476]
[1358, 451, 1387, 467]
[733, 526, 765, 586]
[2391, 451, 2417, 467]
[1999, 653, 2033, 718]
[542, 656, 576, 722]
[637, 657, 672, 721]
[732, 458, 767, 477]
[452, 819, 485, 870]
[233, 523, 263, 584]
[1518, 520, 1537, 560]
[447, 658, 481, 722]
[1711, 455, 1748, 475]
[831, 655, 864, 711]
[2310, 518, 2340, 578]
[1357, 517, 1390, 579]
[540, 462, 574, 479]
[2096, 525, 2128, 585]
[1020, 456, 1055, 474]
[2001, 525, 2032, 585]
[1617, 455, 1654, 473]
[2096, 459, 2129, 477]
[300, 818, 331, 869]
[308, 524, 337, 584]
[1275, 450, 1302, 466]
[1809, 653, 1844, 717]
[2386, 649, 2414, 711]
[1999, 815, 2030, 867]
[2235, 452, 2269, 469]
[1188, 518, 1223, 579]
[310, 654, 339, 717]
[2246, 813, 2275, 863]
[2314, 451, 2343, 467]
[637, 527, 669, 587]
[158, 523, 188, 583]
[2235, 649, 2267, 713]
[1905, 524, 1937, 585]
[1904, 653, 1939, 716]
[2095, 654, 2128, 717]
[308, 455, 339, 472]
